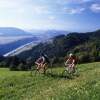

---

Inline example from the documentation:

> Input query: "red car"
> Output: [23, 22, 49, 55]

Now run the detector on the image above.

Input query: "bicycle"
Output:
[61, 63, 78, 79]
[30, 63, 49, 76]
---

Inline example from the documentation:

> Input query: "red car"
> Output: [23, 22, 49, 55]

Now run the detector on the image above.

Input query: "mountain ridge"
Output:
[0, 27, 33, 36]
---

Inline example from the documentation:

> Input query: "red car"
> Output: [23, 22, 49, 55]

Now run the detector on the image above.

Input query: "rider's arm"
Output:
[72, 59, 75, 65]
[65, 58, 69, 65]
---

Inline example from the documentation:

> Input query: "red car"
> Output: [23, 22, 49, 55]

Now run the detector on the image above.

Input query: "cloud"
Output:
[48, 16, 56, 20]
[64, 7, 85, 14]
[57, 0, 93, 5]
[69, 0, 92, 3]
[32, 6, 51, 14]
[90, 4, 100, 12]
[0, 0, 29, 14]
[0, 0, 26, 8]
[0, 0, 51, 15]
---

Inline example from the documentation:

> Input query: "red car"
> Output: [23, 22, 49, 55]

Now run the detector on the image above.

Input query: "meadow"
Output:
[0, 62, 100, 100]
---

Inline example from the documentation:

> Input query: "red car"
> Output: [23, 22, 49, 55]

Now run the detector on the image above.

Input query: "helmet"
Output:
[69, 53, 73, 57]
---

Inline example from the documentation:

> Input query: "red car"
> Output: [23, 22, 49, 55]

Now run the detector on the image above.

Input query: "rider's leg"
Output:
[35, 62, 40, 70]
[34, 64, 40, 75]
[43, 63, 47, 74]
[68, 64, 72, 73]
[36, 63, 42, 72]
[67, 64, 75, 74]
[71, 64, 76, 73]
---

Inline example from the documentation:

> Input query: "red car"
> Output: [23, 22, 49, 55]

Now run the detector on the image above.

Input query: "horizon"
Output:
[0, 26, 100, 33]
[0, 0, 100, 32]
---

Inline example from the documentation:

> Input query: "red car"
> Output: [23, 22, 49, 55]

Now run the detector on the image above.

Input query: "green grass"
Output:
[0, 62, 100, 100]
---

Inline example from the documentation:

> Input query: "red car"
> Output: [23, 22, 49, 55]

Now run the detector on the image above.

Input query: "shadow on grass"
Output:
[30, 69, 80, 80]
[44, 72, 80, 80]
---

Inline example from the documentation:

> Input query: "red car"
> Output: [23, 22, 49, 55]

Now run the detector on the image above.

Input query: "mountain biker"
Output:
[35, 54, 49, 73]
[65, 53, 78, 73]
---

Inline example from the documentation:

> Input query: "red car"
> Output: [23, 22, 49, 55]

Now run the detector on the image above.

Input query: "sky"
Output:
[0, 0, 100, 32]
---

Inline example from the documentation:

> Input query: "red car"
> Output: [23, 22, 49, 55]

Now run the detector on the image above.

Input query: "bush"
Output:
[18, 63, 28, 71]
[10, 63, 18, 71]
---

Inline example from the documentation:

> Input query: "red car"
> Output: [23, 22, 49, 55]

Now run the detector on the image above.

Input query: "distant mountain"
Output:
[29, 30, 69, 39]
[0, 28, 68, 37]
[0, 27, 33, 36]
[0, 28, 69, 44]
[0, 36, 39, 55]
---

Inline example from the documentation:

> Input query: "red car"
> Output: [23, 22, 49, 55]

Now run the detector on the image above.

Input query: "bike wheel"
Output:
[73, 67, 80, 77]
[61, 70, 68, 78]
[30, 65, 38, 76]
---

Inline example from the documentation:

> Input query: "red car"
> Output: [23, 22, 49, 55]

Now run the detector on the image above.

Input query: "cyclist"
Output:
[65, 53, 78, 73]
[35, 54, 49, 74]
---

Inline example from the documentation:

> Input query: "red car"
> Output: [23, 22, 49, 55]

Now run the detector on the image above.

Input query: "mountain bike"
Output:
[61, 63, 79, 79]
[30, 63, 49, 76]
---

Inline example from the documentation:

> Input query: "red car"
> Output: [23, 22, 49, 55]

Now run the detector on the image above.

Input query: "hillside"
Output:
[0, 62, 100, 100]
[15, 30, 100, 63]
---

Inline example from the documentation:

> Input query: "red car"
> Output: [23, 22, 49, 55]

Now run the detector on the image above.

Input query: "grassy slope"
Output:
[0, 62, 100, 100]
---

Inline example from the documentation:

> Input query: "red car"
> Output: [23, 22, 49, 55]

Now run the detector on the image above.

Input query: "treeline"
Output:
[0, 30, 100, 70]
[0, 56, 34, 71]
[0, 55, 63, 71]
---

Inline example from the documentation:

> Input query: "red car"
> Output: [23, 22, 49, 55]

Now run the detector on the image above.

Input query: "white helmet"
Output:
[69, 53, 73, 57]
